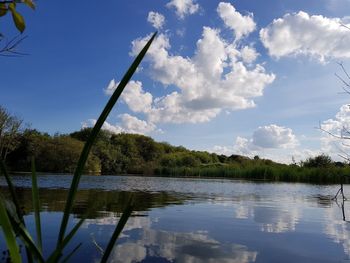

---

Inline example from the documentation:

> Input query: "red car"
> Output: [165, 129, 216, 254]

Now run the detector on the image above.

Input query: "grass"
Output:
[0, 31, 157, 263]
[155, 164, 350, 184]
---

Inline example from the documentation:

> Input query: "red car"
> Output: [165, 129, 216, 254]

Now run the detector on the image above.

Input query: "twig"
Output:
[0, 35, 28, 57]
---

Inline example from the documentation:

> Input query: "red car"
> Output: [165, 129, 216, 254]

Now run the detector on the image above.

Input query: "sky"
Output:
[2, 0, 350, 163]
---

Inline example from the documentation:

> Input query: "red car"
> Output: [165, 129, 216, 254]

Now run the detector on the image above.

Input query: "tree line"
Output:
[1, 106, 349, 183]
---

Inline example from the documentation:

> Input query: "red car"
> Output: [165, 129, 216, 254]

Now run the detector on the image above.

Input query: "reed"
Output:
[0, 31, 157, 263]
[155, 164, 350, 184]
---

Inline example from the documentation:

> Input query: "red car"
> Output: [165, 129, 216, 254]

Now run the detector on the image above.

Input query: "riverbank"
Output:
[9, 165, 350, 184]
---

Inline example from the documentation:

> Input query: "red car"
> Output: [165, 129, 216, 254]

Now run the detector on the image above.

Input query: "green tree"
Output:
[0, 106, 22, 161]
[302, 154, 333, 168]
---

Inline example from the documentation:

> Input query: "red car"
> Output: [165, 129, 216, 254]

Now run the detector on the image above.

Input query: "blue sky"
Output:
[2, 0, 350, 163]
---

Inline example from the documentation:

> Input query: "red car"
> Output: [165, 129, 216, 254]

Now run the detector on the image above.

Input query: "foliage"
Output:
[0, 0, 35, 33]
[4, 124, 349, 184]
[8, 130, 101, 173]
[0, 0, 35, 56]
[0, 106, 23, 161]
[301, 154, 333, 168]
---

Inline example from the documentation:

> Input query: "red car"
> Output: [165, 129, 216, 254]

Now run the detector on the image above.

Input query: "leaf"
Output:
[60, 243, 82, 263]
[0, 196, 21, 263]
[0, 4, 7, 17]
[31, 157, 42, 251]
[23, 0, 35, 10]
[0, 161, 33, 263]
[8, 214, 44, 263]
[8, 3, 25, 33]
[100, 198, 133, 263]
[56, 31, 157, 248]
[0, 160, 23, 224]
[47, 217, 85, 263]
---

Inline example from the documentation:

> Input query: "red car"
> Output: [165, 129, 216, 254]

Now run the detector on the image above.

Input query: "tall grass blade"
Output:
[60, 243, 82, 263]
[8, 215, 44, 263]
[0, 160, 33, 263]
[56, 31, 157, 247]
[0, 196, 21, 263]
[47, 217, 85, 263]
[31, 157, 42, 251]
[100, 199, 133, 263]
[0, 160, 23, 222]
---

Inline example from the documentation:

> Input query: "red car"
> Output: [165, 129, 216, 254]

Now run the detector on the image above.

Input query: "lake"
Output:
[1, 174, 350, 263]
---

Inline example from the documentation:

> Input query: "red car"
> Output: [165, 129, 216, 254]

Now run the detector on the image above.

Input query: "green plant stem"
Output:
[56, 31, 157, 248]
[0, 160, 33, 263]
[100, 198, 134, 263]
[31, 157, 42, 251]
[0, 196, 21, 263]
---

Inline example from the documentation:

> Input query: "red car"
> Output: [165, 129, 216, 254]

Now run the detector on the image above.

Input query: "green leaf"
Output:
[23, 0, 35, 10]
[8, 214, 44, 263]
[8, 3, 25, 33]
[0, 196, 21, 263]
[100, 198, 133, 263]
[47, 217, 85, 263]
[56, 31, 157, 248]
[0, 160, 23, 224]
[31, 157, 42, 251]
[0, 4, 7, 17]
[0, 161, 33, 263]
[61, 243, 82, 263]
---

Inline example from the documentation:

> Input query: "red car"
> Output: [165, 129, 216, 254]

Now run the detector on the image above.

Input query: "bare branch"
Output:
[317, 123, 343, 139]
[0, 35, 28, 56]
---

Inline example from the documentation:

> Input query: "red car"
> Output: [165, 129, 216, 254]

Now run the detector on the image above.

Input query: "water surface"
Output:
[1, 175, 349, 263]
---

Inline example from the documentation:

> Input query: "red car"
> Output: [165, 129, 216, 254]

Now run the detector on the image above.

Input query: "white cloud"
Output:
[231, 125, 299, 157]
[240, 46, 259, 64]
[320, 104, 350, 160]
[233, 199, 301, 233]
[104, 79, 116, 95]
[324, 204, 350, 257]
[217, 2, 256, 40]
[231, 125, 299, 161]
[82, 114, 156, 135]
[212, 145, 234, 156]
[104, 80, 153, 113]
[119, 113, 157, 134]
[166, 0, 199, 19]
[260, 11, 350, 61]
[82, 119, 123, 134]
[121, 81, 153, 113]
[147, 11, 165, 30]
[210, 124, 304, 163]
[129, 23, 274, 124]
[252, 124, 298, 149]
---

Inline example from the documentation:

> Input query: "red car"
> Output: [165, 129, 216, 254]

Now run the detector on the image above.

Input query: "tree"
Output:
[0, 106, 22, 160]
[318, 62, 350, 203]
[302, 154, 333, 168]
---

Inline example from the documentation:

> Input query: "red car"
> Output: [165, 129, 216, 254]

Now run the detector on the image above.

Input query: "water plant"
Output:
[0, 31, 157, 263]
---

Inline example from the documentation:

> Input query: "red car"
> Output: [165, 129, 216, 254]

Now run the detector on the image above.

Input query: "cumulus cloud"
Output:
[232, 124, 298, 156]
[252, 124, 298, 149]
[166, 0, 199, 19]
[260, 11, 350, 61]
[147, 11, 165, 30]
[210, 124, 303, 163]
[129, 23, 274, 124]
[217, 2, 256, 40]
[104, 79, 117, 95]
[101, 2, 274, 138]
[240, 46, 259, 64]
[104, 80, 153, 114]
[320, 104, 350, 160]
[82, 113, 157, 135]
